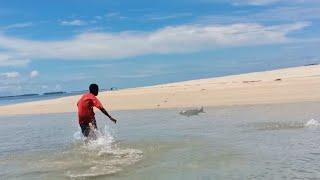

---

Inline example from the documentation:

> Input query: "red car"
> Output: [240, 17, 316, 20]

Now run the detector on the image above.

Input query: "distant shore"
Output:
[1, 65, 320, 116]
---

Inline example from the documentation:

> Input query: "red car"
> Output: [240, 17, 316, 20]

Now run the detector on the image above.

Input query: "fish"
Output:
[179, 107, 205, 117]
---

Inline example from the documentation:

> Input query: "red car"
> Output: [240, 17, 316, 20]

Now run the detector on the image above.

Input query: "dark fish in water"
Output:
[179, 107, 204, 117]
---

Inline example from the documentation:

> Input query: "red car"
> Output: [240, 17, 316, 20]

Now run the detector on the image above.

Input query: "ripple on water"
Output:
[16, 127, 144, 179]
[245, 119, 320, 131]
[64, 146, 143, 178]
[248, 121, 305, 131]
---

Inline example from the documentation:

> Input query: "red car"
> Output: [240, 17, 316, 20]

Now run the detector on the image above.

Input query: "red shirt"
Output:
[77, 93, 103, 125]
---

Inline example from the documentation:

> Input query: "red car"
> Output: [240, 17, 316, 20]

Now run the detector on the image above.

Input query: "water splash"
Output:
[73, 131, 82, 140]
[73, 124, 115, 148]
[67, 124, 143, 178]
[305, 119, 320, 128]
[84, 125, 116, 150]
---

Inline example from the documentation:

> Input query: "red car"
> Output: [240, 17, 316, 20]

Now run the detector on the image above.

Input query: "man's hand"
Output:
[110, 117, 117, 124]
[100, 107, 117, 124]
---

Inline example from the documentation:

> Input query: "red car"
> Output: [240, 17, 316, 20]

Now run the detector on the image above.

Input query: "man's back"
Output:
[77, 92, 103, 124]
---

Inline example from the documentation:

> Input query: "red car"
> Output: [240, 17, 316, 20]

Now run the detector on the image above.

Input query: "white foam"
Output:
[84, 125, 115, 150]
[73, 131, 82, 140]
[68, 123, 143, 178]
[73, 124, 116, 148]
[305, 119, 320, 128]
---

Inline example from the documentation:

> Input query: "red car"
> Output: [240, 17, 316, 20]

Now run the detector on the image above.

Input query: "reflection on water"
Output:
[2, 102, 320, 179]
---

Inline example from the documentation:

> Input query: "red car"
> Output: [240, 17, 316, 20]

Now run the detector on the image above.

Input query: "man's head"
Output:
[89, 83, 99, 96]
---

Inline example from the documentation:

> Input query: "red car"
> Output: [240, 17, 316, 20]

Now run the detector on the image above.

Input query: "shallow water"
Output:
[2, 102, 320, 179]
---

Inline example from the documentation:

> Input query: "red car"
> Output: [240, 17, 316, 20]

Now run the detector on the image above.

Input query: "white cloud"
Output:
[230, 0, 318, 6]
[0, 70, 22, 95]
[0, 54, 30, 67]
[232, 0, 281, 6]
[2, 22, 33, 30]
[253, 6, 320, 22]
[198, 6, 320, 24]
[106, 12, 119, 17]
[105, 12, 128, 20]
[54, 84, 62, 91]
[0, 22, 310, 60]
[30, 70, 39, 78]
[94, 16, 103, 20]
[41, 85, 48, 89]
[60, 19, 87, 26]
[1, 71, 20, 78]
[146, 13, 193, 21]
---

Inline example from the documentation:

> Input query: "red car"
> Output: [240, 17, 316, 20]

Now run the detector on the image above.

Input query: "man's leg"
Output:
[86, 118, 98, 140]
[91, 118, 98, 129]
[80, 123, 90, 137]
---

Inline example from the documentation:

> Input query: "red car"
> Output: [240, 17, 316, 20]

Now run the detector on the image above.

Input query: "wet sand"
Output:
[1, 65, 320, 116]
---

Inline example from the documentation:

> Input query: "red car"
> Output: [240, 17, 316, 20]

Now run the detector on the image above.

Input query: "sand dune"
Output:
[1, 65, 320, 116]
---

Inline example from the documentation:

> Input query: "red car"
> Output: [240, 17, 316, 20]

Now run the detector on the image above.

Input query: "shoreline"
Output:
[2, 101, 320, 118]
[1, 64, 320, 116]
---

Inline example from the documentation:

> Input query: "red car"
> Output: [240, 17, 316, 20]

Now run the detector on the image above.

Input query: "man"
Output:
[77, 83, 117, 138]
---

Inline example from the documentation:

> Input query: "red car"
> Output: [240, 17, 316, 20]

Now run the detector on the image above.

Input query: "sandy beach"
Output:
[1, 65, 320, 116]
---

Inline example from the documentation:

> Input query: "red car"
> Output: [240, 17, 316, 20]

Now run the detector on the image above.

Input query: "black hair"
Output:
[89, 83, 99, 95]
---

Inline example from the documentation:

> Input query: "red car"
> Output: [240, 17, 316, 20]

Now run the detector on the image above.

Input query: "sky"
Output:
[0, 0, 319, 96]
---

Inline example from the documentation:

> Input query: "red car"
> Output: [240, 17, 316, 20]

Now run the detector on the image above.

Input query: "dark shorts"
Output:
[80, 119, 97, 137]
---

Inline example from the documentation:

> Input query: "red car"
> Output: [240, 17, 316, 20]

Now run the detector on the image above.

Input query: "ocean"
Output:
[0, 91, 87, 106]
[1, 102, 320, 179]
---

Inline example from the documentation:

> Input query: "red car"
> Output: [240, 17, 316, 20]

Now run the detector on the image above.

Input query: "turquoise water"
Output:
[1, 102, 320, 179]
[0, 92, 84, 106]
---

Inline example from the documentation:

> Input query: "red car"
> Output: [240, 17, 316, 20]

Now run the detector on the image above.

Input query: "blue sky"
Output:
[0, 0, 319, 95]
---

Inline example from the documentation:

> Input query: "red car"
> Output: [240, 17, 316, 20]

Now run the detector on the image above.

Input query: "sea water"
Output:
[1, 102, 320, 179]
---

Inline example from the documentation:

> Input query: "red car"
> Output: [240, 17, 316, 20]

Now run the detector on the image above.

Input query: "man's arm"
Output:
[100, 107, 117, 123]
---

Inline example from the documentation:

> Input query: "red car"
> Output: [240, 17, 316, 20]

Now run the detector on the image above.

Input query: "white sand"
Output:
[1, 65, 320, 116]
